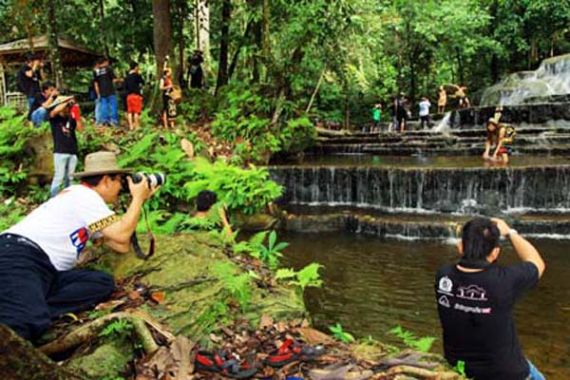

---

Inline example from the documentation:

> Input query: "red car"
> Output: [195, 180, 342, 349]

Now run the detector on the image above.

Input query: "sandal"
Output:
[195, 350, 258, 379]
[266, 338, 325, 368]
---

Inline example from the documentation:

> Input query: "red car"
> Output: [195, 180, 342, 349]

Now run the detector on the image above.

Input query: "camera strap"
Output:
[131, 205, 155, 260]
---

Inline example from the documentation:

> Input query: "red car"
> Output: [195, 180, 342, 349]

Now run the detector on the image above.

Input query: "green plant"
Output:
[234, 230, 289, 269]
[0, 198, 27, 230]
[275, 263, 323, 290]
[388, 325, 436, 353]
[329, 323, 356, 343]
[279, 116, 316, 153]
[454, 360, 467, 376]
[212, 262, 254, 311]
[99, 319, 133, 340]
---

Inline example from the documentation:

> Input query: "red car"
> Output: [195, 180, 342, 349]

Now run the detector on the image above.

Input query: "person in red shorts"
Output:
[124, 61, 145, 130]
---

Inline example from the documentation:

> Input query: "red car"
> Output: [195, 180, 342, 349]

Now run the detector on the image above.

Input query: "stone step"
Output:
[282, 205, 570, 239]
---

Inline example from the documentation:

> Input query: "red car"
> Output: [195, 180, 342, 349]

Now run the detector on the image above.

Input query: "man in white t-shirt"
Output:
[0, 151, 157, 340]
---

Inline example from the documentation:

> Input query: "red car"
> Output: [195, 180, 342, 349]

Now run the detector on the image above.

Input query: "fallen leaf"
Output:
[128, 290, 141, 300]
[297, 327, 336, 345]
[259, 314, 274, 329]
[150, 291, 166, 304]
[95, 299, 126, 311]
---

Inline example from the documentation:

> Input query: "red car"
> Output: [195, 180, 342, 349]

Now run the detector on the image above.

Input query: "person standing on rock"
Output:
[437, 86, 447, 114]
[17, 53, 44, 113]
[48, 96, 81, 198]
[435, 217, 545, 380]
[0, 151, 158, 341]
[93, 57, 120, 127]
[418, 97, 431, 129]
[124, 61, 145, 131]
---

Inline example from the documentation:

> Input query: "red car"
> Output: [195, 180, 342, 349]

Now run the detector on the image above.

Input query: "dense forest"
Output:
[1, 0, 568, 126]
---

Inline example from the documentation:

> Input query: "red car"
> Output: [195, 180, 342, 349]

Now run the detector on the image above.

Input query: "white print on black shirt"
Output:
[437, 276, 454, 296]
[438, 295, 451, 308]
[457, 284, 487, 301]
[454, 303, 492, 314]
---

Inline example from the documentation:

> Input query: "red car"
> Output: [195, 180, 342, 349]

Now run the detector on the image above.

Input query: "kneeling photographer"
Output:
[0, 151, 159, 341]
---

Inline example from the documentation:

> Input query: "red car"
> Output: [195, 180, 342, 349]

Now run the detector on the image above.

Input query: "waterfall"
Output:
[433, 112, 452, 132]
[271, 166, 570, 214]
[481, 53, 570, 106]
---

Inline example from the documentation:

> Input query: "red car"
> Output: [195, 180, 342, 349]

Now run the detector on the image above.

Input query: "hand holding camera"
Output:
[124, 173, 165, 201]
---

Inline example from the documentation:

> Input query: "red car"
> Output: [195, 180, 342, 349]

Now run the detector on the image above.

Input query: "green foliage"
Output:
[275, 263, 323, 290]
[389, 325, 436, 353]
[184, 157, 282, 215]
[99, 320, 133, 340]
[0, 198, 26, 231]
[0, 107, 47, 195]
[454, 360, 467, 376]
[234, 230, 288, 269]
[212, 262, 253, 311]
[279, 116, 316, 153]
[329, 323, 356, 344]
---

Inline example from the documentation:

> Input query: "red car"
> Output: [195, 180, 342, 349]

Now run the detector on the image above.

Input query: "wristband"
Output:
[507, 228, 518, 238]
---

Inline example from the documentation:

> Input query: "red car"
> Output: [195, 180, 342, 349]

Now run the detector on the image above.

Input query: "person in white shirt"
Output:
[0, 151, 157, 340]
[419, 97, 432, 129]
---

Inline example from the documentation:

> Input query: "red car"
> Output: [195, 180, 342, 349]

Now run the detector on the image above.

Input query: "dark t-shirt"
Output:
[435, 262, 539, 380]
[124, 72, 144, 95]
[50, 115, 78, 154]
[17, 64, 41, 96]
[93, 66, 116, 97]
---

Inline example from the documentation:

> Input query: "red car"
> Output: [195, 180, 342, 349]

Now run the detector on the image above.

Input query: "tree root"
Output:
[39, 311, 173, 357]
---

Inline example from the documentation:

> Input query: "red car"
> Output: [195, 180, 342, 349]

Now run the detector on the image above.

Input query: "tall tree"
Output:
[45, 0, 63, 87]
[152, 0, 173, 78]
[215, 0, 231, 93]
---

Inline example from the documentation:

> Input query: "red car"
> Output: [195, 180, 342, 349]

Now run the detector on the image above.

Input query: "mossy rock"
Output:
[102, 232, 305, 338]
[65, 341, 134, 379]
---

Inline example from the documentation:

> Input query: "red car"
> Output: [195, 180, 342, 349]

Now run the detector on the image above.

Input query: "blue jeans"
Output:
[50, 153, 77, 197]
[30, 107, 48, 128]
[27, 96, 35, 110]
[97, 95, 119, 126]
[527, 360, 545, 380]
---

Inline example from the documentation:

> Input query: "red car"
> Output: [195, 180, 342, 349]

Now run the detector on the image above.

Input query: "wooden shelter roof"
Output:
[0, 35, 101, 68]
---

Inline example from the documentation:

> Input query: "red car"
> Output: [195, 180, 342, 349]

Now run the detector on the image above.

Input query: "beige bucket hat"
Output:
[73, 151, 132, 179]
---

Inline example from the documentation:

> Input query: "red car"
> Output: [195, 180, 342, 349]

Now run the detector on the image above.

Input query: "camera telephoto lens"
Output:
[131, 173, 166, 188]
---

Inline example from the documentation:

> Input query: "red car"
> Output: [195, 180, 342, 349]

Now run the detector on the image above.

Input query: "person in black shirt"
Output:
[93, 57, 119, 127]
[435, 217, 546, 380]
[187, 50, 204, 89]
[48, 97, 79, 197]
[17, 53, 44, 111]
[124, 62, 145, 131]
[29, 81, 58, 128]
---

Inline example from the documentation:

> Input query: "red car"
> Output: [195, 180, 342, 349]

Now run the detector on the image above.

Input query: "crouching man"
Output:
[0, 151, 157, 341]
[435, 218, 546, 379]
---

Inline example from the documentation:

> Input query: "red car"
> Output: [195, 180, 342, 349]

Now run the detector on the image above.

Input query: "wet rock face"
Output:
[454, 103, 570, 127]
[270, 166, 570, 213]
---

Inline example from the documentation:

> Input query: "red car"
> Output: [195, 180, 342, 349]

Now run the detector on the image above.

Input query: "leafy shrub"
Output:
[329, 323, 356, 343]
[279, 116, 316, 153]
[275, 263, 323, 290]
[389, 325, 436, 353]
[212, 262, 254, 311]
[233, 230, 289, 269]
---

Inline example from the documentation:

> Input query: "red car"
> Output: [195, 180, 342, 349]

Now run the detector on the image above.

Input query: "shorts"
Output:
[498, 146, 512, 155]
[127, 94, 143, 114]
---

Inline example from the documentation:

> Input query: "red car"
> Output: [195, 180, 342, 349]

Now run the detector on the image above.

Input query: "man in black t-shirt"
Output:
[93, 57, 119, 127]
[124, 61, 145, 130]
[48, 97, 79, 197]
[435, 217, 546, 380]
[17, 53, 44, 111]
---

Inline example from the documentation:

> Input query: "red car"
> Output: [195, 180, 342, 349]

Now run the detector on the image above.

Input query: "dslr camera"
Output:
[122, 172, 166, 191]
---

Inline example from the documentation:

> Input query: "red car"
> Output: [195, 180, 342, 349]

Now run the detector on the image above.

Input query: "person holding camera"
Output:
[17, 53, 44, 112]
[0, 151, 157, 341]
[48, 95, 81, 197]
[29, 81, 59, 128]
[435, 217, 545, 380]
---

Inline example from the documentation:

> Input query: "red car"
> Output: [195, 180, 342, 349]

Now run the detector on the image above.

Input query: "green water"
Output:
[282, 232, 570, 379]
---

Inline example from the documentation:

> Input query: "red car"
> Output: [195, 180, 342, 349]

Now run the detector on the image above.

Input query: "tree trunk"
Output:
[195, 0, 210, 60]
[152, 0, 173, 78]
[45, 0, 63, 88]
[252, 20, 262, 83]
[261, 0, 271, 81]
[228, 19, 254, 81]
[98, 0, 109, 58]
[0, 324, 85, 380]
[215, 0, 231, 94]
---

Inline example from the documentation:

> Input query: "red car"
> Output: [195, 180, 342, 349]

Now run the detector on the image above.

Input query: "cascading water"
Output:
[480, 53, 570, 106]
[271, 166, 570, 214]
